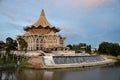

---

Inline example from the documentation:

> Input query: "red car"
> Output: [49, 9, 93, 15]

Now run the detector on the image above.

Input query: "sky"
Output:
[0, 0, 120, 48]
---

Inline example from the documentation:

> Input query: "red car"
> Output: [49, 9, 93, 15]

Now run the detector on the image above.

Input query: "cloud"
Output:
[70, 0, 115, 8]
[0, 0, 119, 47]
[59, 24, 87, 40]
[48, 0, 115, 9]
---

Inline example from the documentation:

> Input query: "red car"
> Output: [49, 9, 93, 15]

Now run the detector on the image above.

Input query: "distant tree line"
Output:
[67, 43, 91, 53]
[98, 42, 120, 56]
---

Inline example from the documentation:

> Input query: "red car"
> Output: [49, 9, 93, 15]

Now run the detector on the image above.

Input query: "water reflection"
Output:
[0, 69, 16, 80]
[0, 65, 120, 80]
[16, 69, 64, 80]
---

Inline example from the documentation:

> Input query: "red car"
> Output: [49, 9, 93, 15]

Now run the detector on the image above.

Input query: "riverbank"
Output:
[101, 55, 120, 62]
[115, 56, 120, 65]
[20, 55, 116, 69]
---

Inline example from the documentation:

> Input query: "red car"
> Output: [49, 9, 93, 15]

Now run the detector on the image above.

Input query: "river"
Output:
[0, 65, 120, 80]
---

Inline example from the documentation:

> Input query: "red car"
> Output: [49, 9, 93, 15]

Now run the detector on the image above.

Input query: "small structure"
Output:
[17, 10, 66, 51]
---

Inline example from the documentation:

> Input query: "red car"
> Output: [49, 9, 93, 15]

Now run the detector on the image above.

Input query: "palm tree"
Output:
[5, 37, 14, 60]
[13, 40, 18, 50]
[17, 37, 28, 53]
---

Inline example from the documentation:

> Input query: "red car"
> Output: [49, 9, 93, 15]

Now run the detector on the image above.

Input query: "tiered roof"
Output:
[24, 9, 60, 33]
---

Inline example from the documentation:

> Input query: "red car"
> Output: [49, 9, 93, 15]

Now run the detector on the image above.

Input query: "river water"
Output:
[0, 65, 120, 80]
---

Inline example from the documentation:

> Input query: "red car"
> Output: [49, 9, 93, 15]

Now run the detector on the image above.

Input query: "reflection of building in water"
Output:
[16, 69, 45, 80]
[15, 69, 64, 80]
[0, 70, 16, 80]
[43, 70, 64, 80]
[17, 9, 66, 51]
[43, 71, 53, 80]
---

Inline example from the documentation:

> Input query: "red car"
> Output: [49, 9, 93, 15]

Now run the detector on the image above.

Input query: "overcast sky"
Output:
[0, 0, 120, 47]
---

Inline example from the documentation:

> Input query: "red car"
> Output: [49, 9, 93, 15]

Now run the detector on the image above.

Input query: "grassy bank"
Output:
[116, 56, 120, 65]
[0, 59, 18, 64]
[0, 59, 18, 70]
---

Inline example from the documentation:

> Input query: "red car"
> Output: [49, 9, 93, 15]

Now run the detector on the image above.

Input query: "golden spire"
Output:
[40, 9, 45, 16]
[33, 9, 52, 27]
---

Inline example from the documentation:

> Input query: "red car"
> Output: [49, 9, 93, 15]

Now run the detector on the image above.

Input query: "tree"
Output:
[0, 41, 5, 50]
[67, 43, 91, 53]
[5, 37, 14, 60]
[5, 37, 18, 57]
[67, 44, 72, 50]
[13, 40, 18, 50]
[111, 43, 120, 56]
[17, 37, 28, 52]
[86, 45, 91, 53]
[98, 42, 110, 54]
[98, 42, 120, 56]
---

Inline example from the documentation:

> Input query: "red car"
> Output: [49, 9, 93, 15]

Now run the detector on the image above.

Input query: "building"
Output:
[17, 10, 66, 51]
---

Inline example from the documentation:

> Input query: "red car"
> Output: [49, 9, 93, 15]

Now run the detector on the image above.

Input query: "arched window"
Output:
[36, 38, 39, 50]
[36, 38, 39, 43]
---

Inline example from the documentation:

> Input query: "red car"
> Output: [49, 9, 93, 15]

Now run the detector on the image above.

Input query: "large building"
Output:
[18, 10, 66, 51]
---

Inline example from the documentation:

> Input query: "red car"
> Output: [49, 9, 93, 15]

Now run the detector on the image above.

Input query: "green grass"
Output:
[0, 58, 18, 65]
[115, 56, 120, 65]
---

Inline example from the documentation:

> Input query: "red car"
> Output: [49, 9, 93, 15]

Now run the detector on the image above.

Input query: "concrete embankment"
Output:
[20, 55, 115, 69]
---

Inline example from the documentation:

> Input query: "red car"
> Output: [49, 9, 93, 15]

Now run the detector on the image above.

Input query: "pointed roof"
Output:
[24, 9, 60, 33]
[40, 9, 45, 16]
[33, 9, 53, 27]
